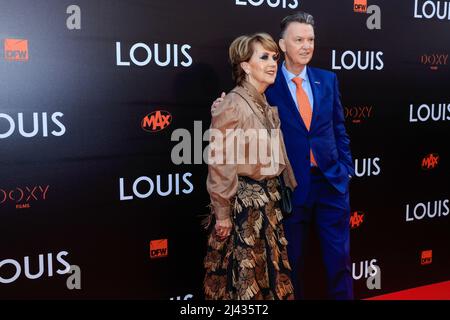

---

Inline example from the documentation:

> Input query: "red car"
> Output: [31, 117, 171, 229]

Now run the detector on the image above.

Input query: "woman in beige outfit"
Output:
[203, 33, 297, 300]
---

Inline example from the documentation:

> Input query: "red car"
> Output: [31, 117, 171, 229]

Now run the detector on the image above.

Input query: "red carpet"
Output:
[367, 281, 450, 300]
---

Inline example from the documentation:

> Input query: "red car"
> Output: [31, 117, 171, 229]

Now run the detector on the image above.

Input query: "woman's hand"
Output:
[211, 92, 226, 115]
[215, 216, 232, 240]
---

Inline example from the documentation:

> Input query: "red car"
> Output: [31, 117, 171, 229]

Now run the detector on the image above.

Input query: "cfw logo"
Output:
[119, 172, 194, 201]
[414, 0, 450, 21]
[0, 185, 49, 209]
[0, 251, 71, 284]
[350, 211, 365, 229]
[142, 110, 172, 133]
[332, 50, 384, 71]
[354, 0, 367, 12]
[4, 39, 28, 61]
[235, 0, 298, 8]
[116, 42, 192, 67]
[405, 199, 449, 222]
[0, 112, 66, 139]
[420, 53, 448, 70]
[421, 250, 432, 265]
[345, 106, 374, 124]
[150, 239, 168, 258]
[354, 157, 381, 177]
[421, 153, 440, 170]
[353, 1, 382, 30]
[409, 103, 450, 122]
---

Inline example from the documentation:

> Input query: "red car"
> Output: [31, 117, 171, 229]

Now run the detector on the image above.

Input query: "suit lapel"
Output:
[274, 67, 308, 132]
[307, 67, 322, 130]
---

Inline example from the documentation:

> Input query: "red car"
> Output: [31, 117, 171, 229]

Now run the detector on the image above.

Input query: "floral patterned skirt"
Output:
[203, 176, 294, 300]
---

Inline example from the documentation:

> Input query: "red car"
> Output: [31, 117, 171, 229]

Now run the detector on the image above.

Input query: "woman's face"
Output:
[241, 42, 278, 93]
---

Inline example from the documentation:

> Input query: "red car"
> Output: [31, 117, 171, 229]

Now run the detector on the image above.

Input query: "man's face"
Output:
[279, 22, 315, 70]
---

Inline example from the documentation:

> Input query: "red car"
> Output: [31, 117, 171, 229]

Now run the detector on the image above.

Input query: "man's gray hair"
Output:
[280, 11, 315, 38]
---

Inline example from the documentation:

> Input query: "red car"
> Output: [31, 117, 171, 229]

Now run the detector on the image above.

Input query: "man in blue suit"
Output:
[211, 11, 354, 300]
[264, 11, 355, 299]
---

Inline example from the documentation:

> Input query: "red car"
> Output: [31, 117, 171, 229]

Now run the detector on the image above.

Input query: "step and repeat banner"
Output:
[0, 0, 449, 299]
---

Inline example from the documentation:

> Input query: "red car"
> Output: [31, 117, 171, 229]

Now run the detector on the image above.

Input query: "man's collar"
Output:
[282, 61, 309, 83]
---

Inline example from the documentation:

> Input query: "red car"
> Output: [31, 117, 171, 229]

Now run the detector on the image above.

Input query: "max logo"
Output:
[350, 211, 365, 229]
[150, 239, 168, 258]
[354, 0, 367, 13]
[142, 110, 172, 132]
[421, 153, 439, 170]
[421, 250, 432, 265]
[4, 39, 28, 61]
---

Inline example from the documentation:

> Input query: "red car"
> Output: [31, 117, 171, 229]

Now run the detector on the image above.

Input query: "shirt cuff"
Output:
[214, 205, 231, 221]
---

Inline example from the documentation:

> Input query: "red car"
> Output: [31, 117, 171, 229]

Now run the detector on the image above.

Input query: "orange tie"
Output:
[292, 77, 317, 167]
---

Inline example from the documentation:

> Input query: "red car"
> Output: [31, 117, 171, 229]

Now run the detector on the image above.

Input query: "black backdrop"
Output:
[0, 0, 449, 299]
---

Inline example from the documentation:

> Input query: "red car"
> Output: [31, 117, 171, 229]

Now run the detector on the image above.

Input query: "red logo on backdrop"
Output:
[421, 250, 432, 265]
[345, 106, 373, 124]
[141, 110, 172, 132]
[350, 211, 365, 229]
[0, 185, 49, 209]
[4, 38, 29, 61]
[420, 54, 448, 71]
[150, 239, 168, 258]
[421, 153, 439, 170]
[354, 0, 367, 13]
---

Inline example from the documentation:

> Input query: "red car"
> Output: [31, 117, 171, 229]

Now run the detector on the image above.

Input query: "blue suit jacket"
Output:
[266, 66, 354, 205]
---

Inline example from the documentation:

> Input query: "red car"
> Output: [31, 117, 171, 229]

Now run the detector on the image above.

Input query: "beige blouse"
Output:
[207, 81, 297, 221]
